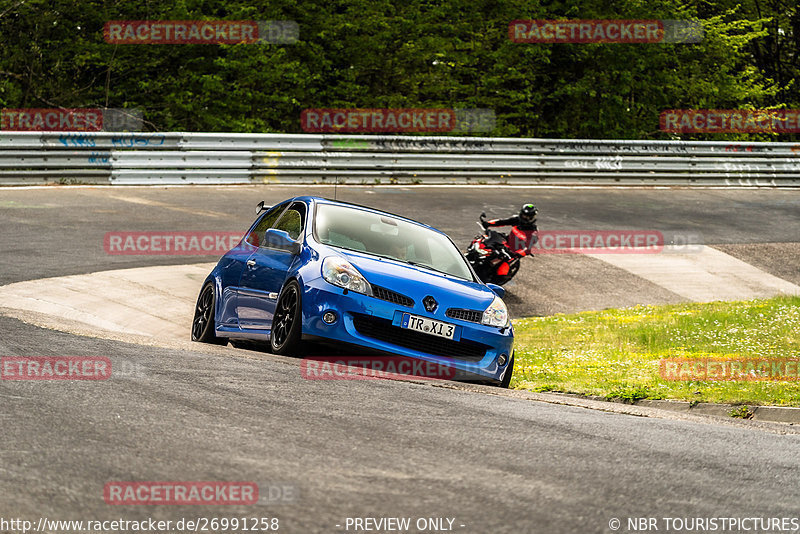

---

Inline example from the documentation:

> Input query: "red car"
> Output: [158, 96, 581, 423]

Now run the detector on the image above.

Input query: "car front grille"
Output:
[372, 286, 414, 307]
[351, 314, 488, 362]
[445, 308, 483, 323]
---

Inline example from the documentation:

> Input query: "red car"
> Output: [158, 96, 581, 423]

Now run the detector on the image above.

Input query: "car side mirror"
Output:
[486, 283, 505, 298]
[264, 228, 301, 255]
[256, 201, 271, 215]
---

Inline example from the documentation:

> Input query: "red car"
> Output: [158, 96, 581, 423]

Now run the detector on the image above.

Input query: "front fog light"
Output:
[498, 353, 508, 366]
[322, 311, 337, 324]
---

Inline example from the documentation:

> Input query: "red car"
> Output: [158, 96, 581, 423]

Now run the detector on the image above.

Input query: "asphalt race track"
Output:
[1, 185, 800, 534]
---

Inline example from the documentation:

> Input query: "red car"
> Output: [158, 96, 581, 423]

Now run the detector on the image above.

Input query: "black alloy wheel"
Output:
[270, 280, 304, 355]
[191, 282, 227, 345]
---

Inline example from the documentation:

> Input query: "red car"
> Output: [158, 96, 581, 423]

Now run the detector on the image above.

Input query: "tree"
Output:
[0, 0, 795, 140]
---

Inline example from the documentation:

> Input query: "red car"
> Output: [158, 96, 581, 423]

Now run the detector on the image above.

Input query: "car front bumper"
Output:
[299, 278, 514, 384]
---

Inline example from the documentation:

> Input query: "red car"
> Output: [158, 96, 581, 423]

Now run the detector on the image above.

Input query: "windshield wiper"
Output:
[405, 260, 475, 282]
[405, 260, 451, 276]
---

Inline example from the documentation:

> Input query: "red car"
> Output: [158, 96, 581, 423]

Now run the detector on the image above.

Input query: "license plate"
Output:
[401, 314, 455, 340]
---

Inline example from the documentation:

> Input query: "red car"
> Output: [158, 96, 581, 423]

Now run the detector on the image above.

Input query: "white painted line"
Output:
[0, 263, 215, 340]
[586, 245, 800, 302]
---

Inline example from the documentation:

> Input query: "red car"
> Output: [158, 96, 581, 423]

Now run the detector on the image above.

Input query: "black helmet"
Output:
[519, 203, 537, 222]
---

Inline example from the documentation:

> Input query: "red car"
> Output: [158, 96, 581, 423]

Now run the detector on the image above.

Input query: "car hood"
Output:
[330, 247, 497, 310]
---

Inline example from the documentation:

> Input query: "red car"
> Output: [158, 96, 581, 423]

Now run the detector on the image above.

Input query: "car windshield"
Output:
[315, 203, 474, 281]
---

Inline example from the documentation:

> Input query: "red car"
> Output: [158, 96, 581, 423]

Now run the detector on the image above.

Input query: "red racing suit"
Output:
[483, 216, 538, 256]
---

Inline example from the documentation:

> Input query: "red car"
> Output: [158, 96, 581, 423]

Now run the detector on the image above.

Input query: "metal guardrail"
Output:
[0, 131, 798, 186]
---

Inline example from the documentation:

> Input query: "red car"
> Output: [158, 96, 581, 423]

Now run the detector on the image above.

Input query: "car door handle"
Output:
[246, 259, 256, 267]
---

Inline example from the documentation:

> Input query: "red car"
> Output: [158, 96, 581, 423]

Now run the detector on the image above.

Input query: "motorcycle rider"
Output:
[482, 203, 538, 231]
[481, 203, 538, 255]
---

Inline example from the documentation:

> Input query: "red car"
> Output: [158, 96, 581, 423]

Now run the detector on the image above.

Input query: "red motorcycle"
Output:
[465, 213, 536, 285]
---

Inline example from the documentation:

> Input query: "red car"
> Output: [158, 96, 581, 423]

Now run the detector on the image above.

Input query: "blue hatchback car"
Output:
[191, 196, 514, 386]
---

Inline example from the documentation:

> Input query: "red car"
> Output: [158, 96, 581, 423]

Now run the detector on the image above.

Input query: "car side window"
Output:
[272, 203, 305, 241]
[245, 205, 285, 247]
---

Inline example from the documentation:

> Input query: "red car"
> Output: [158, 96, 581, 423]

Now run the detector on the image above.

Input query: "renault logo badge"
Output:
[423, 295, 438, 313]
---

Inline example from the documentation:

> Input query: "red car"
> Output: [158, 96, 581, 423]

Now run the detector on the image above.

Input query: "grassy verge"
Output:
[511, 296, 800, 406]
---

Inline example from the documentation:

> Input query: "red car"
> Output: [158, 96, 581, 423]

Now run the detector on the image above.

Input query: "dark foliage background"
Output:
[0, 0, 797, 139]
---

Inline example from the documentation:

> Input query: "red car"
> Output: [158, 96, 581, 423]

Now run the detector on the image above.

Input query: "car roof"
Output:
[288, 196, 445, 235]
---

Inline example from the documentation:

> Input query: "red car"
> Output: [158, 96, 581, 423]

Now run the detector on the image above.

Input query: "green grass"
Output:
[511, 296, 800, 406]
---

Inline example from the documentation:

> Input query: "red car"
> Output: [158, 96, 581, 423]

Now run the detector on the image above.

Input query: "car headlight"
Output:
[322, 257, 373, 296]
[482, 295, 509, 327]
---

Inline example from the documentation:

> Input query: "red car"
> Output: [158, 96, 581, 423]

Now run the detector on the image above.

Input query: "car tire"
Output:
[191, 282, 227, 345]
[270, 280, 304, 356]
[498, 353, 515, 389]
